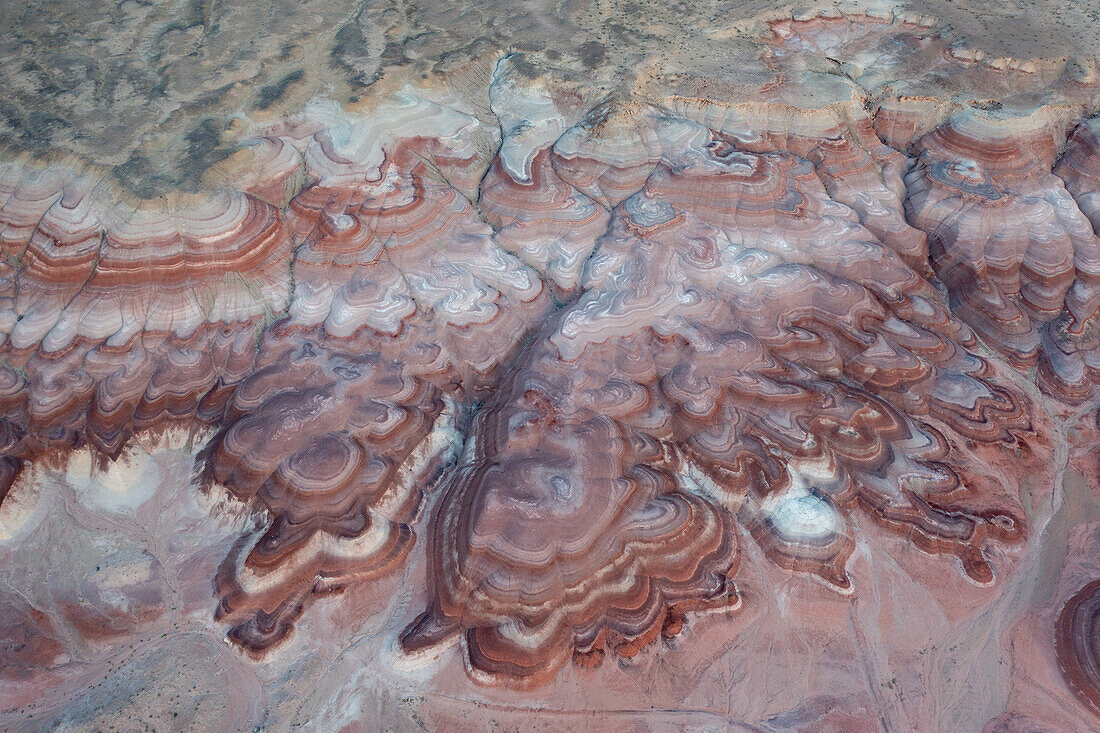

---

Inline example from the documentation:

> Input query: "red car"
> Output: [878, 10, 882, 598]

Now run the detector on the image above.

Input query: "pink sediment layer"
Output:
[1, 12, 1099, 701]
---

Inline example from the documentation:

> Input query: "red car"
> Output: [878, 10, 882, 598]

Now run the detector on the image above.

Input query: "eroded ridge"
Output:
[0, 171, 291, 500]
[904, 110, 1100, 402]
[761, 13, 1100, 403]
[199, 97, 551, 650]
[0, 9, 1097, 695]
[400, 115, 1034, 686]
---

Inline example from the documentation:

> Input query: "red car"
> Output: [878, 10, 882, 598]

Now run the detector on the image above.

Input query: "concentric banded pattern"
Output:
[200, 97, 551, 649]
[3, 11, 1100, 699]
[0, 173, 291, 498]
[401, 128, 1033, 685]
[904, 111, 1100, 402]
[1057, 580, 1100, 715]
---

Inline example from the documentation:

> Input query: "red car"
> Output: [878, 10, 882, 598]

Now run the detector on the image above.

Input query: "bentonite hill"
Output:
[4, 1, 1100, 730]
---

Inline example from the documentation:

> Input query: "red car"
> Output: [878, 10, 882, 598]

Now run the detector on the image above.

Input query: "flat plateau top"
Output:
[3, 0, 1100, 195]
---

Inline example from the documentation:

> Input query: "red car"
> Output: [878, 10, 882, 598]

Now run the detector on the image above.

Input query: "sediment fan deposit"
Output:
[4, 8, 1100, 715]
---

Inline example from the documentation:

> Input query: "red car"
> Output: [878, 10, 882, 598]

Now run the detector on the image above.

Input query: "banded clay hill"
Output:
[5, 1, 1100, 730]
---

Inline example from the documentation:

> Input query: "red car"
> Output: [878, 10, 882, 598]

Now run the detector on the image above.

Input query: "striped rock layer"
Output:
[1, 12, 1100, 698]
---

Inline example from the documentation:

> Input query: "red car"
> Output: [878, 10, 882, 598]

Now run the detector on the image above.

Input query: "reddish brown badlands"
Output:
[5, 5, 1100, 730]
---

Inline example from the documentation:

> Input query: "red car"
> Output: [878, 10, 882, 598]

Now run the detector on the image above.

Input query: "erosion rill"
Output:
[4, 4, 1100, 730]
